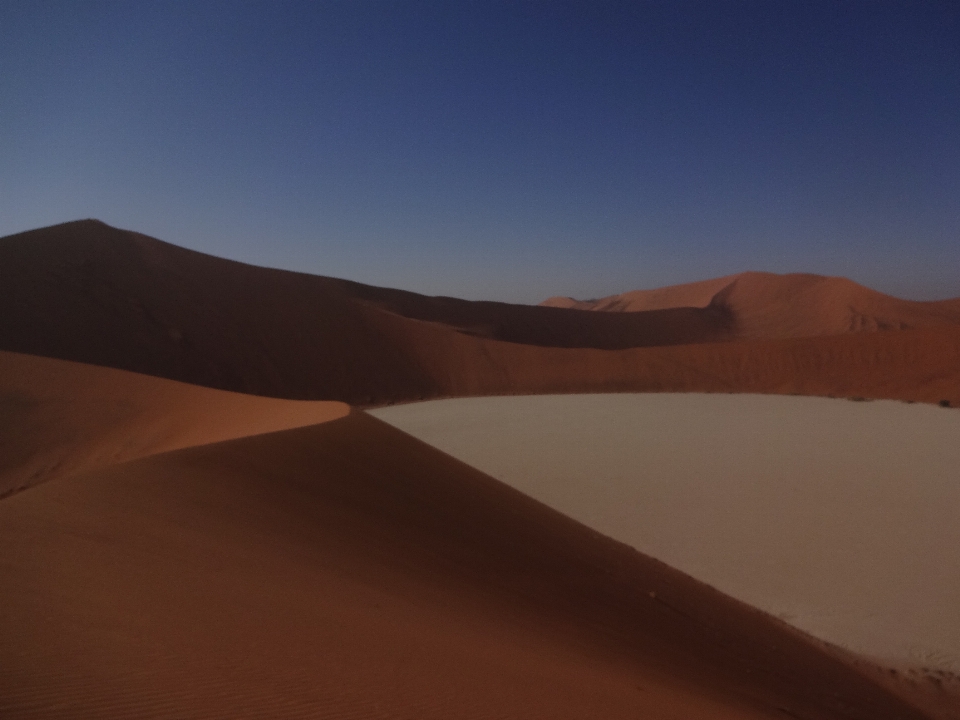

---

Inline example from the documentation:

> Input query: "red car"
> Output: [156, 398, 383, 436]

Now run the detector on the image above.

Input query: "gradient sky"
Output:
[2, 1, 959, 303]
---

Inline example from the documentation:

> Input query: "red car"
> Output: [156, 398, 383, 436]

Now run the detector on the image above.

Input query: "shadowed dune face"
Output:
[0, 220, 440, 403]
[0, 220, 733, 398]
[0, 409, 931, 719]
[3, 220, 958, 407]
[378, 318, 960, 408]
[0, 350, 348, 496]
[324, 273, 736, 348]
[372, 393, 960, 674]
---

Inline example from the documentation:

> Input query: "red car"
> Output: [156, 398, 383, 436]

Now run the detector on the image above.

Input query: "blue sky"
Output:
[2, 1, 959, 302]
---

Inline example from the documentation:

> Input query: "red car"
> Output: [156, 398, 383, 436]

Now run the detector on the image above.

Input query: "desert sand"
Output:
[2, 220, 959, 407]
[373, 393, 960, 673]
[2, 219, 959, 718]
[0, 350, 348, 497]
[0, 354, 935, 719]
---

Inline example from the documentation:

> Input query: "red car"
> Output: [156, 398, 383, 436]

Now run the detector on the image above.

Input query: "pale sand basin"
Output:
[372, 393, 960, 672]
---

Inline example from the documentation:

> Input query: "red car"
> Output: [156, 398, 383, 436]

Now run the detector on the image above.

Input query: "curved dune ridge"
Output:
[2, 220, 959, 407]
[542, 271, 960, 339]
[0, 350, 348, 497]
[0, 353, 938, 719]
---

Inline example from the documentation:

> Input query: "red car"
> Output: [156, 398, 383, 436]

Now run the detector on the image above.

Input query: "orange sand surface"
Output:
[0, 354, 939, 719]
[0, 350, 348, 497]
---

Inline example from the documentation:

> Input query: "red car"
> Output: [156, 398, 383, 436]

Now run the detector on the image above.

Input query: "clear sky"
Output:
[2, 1, 958, 303]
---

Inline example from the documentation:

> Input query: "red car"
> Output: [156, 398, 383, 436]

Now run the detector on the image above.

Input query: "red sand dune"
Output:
[0, 219, 734, 376]
[2, 220, 958, 717]
[0, 353, 935, 718]
[2, 220, 959, 407]
[383, 317, 960, 407]
[0, 350, 348, 498]
[542, 271, 960, 339]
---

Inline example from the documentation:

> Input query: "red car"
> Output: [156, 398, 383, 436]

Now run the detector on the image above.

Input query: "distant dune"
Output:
[0, 352, 932, 719]
[0, 220, 733, 400]
[2, 220, 959, 406]
[373, 394, 960, 677]
[542, 271, 960, 338]
[543, 274, 741, 312]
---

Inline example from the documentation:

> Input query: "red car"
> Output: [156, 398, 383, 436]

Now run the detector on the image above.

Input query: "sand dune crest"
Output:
[0, 350, 347, 496]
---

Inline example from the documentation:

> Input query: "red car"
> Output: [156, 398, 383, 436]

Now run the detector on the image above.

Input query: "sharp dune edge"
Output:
[2, 220, 958, 718]
[0, 350, 349, 497]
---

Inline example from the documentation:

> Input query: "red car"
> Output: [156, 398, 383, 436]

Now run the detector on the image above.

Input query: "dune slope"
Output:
[0, 219, 732, 396]
[2, 220, 959, 406]
[0, 408, 930, 719]
[0, 350, 348, 497]
[380, 316, 960, 407]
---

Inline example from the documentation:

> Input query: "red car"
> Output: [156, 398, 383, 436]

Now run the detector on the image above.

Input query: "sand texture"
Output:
[373, 394, 960, 675]
[2, 221, 959, 406]
[0, 350, 348, 497]
[0, 385, 933, 719]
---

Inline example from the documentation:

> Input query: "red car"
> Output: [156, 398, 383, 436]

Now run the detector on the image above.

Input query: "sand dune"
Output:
[542, 271, 960, 339]
[0, 350, 347, 497]
[0, 219, 733, 399]
[2, 220, 958, 716]
[2, 221, 959, 407]
[0, 387, 931, 718]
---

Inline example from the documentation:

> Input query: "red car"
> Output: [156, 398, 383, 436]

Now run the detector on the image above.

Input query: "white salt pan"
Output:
[373, 393, 960, 671]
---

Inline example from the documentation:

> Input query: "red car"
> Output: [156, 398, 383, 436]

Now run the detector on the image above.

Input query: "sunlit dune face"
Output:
[0, 350, 349, 496]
